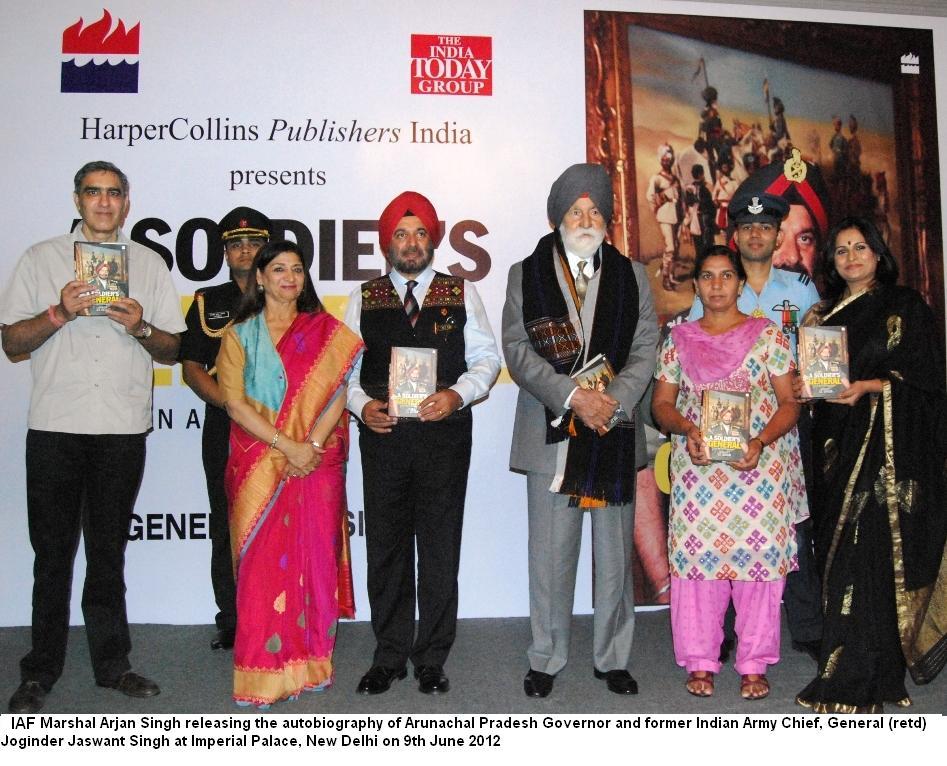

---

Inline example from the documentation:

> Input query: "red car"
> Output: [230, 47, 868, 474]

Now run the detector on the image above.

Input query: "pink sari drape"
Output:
[224, 311, 362, 706]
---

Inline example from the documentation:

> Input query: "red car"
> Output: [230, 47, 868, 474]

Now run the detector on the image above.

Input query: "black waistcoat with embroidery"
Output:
[359, 272, 469, 419]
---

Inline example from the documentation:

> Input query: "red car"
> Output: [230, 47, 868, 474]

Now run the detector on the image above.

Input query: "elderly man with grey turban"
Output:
[502, 163, 658, 698]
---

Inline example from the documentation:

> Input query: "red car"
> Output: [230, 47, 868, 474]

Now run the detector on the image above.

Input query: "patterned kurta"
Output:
[656, 322, 803, 582]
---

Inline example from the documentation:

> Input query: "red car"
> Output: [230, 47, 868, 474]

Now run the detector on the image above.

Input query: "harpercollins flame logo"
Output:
[900, 52, 919, 75]
[61, 9, 140, 93]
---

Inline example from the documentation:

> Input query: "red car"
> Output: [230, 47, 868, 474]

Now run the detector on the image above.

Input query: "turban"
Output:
[547, 163, 613, 226]
[378, 191, 441, 249]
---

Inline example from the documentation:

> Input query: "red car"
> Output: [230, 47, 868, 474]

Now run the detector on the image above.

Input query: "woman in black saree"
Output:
[795, 216, 947, 713]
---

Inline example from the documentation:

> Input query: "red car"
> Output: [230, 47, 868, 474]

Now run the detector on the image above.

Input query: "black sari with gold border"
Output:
[797, 286, 947, 713]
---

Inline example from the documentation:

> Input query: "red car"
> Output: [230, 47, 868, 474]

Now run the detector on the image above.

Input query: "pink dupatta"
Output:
[671, 316, 770, 386]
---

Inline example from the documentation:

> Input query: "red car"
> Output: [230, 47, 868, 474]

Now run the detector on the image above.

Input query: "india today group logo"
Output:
[61, 9, 140, 93]
[411, 34, 492, 96]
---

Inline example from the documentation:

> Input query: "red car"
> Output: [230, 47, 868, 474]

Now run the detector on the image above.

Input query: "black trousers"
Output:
[783, 410, 823, 643]
[359, 417, 472, 669]
[202, 405, 236, 632]
[21, 429, 146, 688]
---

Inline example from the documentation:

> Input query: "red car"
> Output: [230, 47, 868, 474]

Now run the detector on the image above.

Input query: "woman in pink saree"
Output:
[216, 240, 363, 707]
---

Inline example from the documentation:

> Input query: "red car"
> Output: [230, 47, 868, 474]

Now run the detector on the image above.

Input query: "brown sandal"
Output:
[740, 674, 770, 700]
[686, 671, 714, 697]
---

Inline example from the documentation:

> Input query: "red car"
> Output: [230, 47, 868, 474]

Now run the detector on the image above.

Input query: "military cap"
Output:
[729, 187, 789, 225]
[218, 206, 271, 241]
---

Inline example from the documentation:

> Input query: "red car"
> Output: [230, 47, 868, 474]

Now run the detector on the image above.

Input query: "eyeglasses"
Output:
[225, 238, 266, 252]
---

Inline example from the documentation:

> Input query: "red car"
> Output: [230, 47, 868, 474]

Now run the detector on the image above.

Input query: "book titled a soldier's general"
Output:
[389, 347, 437, 419]
[571, 353, 627, 433]
[799, 326, 849, 399]
[572, 353, 615, 393]
[701, 389, 750, 462]
[74, 241, 128, 316]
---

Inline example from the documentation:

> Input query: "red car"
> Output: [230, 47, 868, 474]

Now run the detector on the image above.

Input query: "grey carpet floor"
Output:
[2, 613, 944, 714]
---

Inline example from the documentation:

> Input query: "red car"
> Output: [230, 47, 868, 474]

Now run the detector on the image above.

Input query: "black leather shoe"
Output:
[414, 665, 450, 694]
[593, 668, 638, 695]
[523, 669, 555, 698]
[9, 681, 47, 713]
[356, 665, 407, 695]
[719, 637, 735, 663]
[211, 628, 235, 650]
[791, 639, 821, 663]
[96, 671, 161, 698]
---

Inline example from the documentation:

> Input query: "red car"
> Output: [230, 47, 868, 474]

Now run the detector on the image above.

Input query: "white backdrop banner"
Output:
[1, 0, 945, 626]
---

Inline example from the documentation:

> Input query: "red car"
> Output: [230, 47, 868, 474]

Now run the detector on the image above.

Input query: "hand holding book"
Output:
[571, 386, 619, 433]
[827, 378, 882, 407]
[55, 280, 98, 322]
[361, 399, 397, 434]
[417, 388, 463, 422]
[569, 353, 627, 435]
[684, 423, 710, 466]
[728, 437, 763, 472]
[104, 297, 145, 335]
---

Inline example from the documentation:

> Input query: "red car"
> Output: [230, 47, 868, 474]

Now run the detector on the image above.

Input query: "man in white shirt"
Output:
[0, 161, 185, 713]
[344, 191, 500, 696]
[502, 163, 658, 698]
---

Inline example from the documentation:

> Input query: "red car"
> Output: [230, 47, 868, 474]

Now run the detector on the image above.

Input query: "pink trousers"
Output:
[670, 577, 785, 675]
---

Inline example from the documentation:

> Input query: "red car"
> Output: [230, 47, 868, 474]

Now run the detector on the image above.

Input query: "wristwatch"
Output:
[134, 321, 153, 339]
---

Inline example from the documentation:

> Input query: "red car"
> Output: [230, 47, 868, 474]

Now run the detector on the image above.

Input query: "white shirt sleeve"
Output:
[342, 286, 372, 421]
[450, 281, 501, 407]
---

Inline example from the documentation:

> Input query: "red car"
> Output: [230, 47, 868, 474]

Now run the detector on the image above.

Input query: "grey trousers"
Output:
[526, 472, 636, 675]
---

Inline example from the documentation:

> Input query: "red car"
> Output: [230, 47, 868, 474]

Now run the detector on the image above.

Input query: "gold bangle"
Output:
[270, 430, 281, 449]
[751, 437, 765, 449]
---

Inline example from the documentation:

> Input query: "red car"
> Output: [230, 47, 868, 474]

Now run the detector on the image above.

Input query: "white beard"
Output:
[559, 223, 604, 260]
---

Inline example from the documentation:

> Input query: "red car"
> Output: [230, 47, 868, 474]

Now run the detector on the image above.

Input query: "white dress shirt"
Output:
[561, 248, 599, 410]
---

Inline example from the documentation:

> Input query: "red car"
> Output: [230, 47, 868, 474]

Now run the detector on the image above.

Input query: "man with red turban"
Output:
[344, 191, 500, 695]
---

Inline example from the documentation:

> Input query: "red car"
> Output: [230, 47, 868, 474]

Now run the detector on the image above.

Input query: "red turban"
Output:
[378, 191, 441, 250]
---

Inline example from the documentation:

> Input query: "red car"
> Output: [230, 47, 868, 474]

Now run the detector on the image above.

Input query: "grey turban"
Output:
[546, 163, 613, 225]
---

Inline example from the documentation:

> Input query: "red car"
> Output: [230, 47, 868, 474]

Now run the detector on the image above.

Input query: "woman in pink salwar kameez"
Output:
[652, 245, 804, 701]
